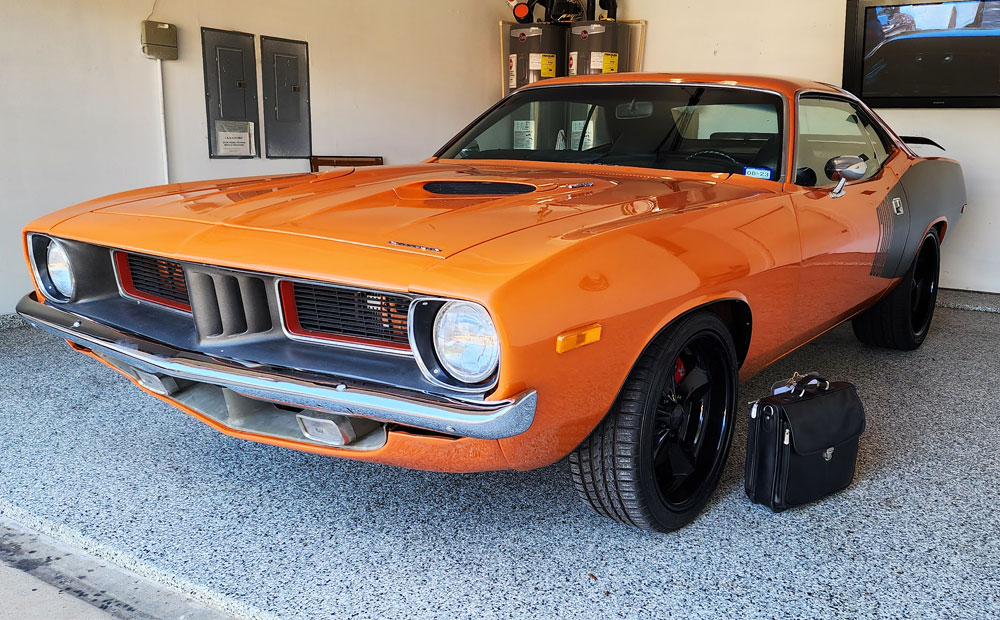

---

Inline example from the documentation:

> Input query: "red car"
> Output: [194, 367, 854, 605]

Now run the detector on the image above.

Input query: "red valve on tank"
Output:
[507, 0, 535, 23]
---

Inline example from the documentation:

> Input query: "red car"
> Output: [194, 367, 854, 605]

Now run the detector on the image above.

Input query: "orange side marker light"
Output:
[555, 323, 602, 354]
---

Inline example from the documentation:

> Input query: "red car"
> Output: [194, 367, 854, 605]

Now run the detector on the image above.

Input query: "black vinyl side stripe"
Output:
[871, 194, 894, 277]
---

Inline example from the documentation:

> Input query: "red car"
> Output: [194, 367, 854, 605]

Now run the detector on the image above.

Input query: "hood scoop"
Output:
[422, 181, 535, 195]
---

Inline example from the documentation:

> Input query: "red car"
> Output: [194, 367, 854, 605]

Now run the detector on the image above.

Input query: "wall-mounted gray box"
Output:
[261, 36, 311, 158]
[201, 28, 260, 158]
[142, 20, 178, 60]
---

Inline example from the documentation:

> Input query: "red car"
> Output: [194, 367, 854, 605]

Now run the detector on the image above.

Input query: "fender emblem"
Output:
[892, 197, 904, 216]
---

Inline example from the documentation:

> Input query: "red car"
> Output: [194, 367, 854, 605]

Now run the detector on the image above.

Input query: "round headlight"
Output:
[432, 301, 500, 384]
[46, 240, 75, 300]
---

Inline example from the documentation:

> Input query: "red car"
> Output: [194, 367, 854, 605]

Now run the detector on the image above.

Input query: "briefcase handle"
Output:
[789, 372, 831, 397]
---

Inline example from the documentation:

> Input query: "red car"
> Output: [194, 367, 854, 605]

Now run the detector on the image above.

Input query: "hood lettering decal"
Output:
[387, 240, 443, 253]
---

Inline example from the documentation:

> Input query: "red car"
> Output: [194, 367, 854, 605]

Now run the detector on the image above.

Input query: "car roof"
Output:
[522, 72, 845, 98]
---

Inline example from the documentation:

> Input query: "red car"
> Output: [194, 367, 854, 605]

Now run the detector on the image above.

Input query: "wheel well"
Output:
[701, 300, 753, 368]
[631, 299, 754, 381]
[598, 298, 753, 435]
[932, 221, 947, 242]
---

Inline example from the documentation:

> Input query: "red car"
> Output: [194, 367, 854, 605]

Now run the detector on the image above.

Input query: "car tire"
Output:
[852, 229, 940, 351]
[569, 312, 738, 532]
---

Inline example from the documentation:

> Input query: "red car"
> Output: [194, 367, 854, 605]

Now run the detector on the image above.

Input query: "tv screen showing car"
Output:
[844, 0, 1000, 107]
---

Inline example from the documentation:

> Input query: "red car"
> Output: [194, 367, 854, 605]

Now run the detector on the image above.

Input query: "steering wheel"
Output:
[684, 149, 740, 164]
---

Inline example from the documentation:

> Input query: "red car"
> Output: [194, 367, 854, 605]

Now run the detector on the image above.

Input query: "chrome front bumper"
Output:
[16, 293, 536, 441]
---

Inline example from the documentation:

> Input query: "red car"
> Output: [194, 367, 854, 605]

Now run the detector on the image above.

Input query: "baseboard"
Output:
[936, 288, 1000, 314]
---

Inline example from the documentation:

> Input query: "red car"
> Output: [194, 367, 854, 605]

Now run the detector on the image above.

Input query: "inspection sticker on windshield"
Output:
[743, 167, 772, 180]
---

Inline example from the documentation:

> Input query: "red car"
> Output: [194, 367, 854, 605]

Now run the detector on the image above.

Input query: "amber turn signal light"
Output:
[555, 323, 602, 354]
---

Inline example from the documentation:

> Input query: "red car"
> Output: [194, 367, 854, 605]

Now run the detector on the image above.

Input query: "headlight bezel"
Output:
[27, 234, 77, 303]
[46, 239, 76, 300]
[408, 297, 501, 392]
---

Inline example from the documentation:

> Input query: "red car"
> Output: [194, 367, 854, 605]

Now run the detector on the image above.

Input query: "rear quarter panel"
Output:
[852, 98, 966, 275]
[894, 157, 967, 274]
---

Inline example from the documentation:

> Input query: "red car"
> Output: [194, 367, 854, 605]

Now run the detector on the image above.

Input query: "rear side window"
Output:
[795, 96, 892, 187]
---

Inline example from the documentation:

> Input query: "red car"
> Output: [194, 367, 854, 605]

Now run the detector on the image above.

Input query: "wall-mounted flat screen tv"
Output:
[844, 0, 1000, 107]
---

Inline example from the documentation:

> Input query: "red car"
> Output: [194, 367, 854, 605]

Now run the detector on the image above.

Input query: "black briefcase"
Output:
[745, 373, 866, 512]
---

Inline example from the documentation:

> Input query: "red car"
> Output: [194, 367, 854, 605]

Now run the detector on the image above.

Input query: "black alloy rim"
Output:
[650, 333, 733, 511]
[910, 240, 938, 337]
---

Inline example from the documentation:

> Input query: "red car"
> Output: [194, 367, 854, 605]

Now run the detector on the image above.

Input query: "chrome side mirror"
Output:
[825, 155, 867, 198]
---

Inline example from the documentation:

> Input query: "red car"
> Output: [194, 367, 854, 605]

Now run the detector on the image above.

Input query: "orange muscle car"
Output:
[18, 73, 965, 531]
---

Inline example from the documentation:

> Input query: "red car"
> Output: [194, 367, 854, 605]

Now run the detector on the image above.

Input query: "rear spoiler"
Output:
[899, 135, 945, 150]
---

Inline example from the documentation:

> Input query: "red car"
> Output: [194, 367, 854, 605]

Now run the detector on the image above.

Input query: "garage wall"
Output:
[620, 0, 999, 293]
[159, 0, 511, 181]
[1, 1, 996, 314]
[0, 0, 510, 312]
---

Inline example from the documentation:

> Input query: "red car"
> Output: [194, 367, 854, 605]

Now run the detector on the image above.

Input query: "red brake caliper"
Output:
[673, 357, 687, 386]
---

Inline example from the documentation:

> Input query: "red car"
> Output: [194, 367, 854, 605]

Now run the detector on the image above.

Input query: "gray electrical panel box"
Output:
[201, 28, 260, 158]
[261, 36, 311, 158]
[141, 20, 178, 60]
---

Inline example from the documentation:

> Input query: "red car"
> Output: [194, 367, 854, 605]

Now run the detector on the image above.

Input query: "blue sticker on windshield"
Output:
[743, 167, 772, 180]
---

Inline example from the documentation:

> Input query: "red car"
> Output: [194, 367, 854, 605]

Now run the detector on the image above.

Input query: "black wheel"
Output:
[852, 229, 940, 350]
[569, 312, 738, 532]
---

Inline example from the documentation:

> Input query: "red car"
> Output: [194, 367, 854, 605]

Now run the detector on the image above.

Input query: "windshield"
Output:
[438, 84, 785, 181]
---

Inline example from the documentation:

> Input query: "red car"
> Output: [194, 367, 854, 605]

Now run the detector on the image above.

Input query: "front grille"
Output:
[187, 271, 273, 338]
[117, 252, 190, 311]
[115, 250, 410, 351]
[282, 281, 411, 350]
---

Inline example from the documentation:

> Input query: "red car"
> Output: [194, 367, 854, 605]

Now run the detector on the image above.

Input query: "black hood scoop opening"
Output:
[422, 181, 535, 196]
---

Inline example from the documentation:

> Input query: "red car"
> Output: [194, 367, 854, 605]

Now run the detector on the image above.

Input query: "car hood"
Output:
[91, 162, 761, 258]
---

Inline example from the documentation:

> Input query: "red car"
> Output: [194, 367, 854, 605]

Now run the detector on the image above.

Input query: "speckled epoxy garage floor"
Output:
[1, 292, 998, 620]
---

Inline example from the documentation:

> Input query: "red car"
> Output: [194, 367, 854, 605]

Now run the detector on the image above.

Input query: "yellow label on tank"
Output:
[602, 52, 619, 74]
[541, 54, 557, 78]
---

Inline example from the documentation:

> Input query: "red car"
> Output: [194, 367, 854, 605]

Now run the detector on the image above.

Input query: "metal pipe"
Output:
[600, 0, 618, 20]
[500, 20, 508, 97]
[156, 58, 169, 184]
[540, 0, 553, 22]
